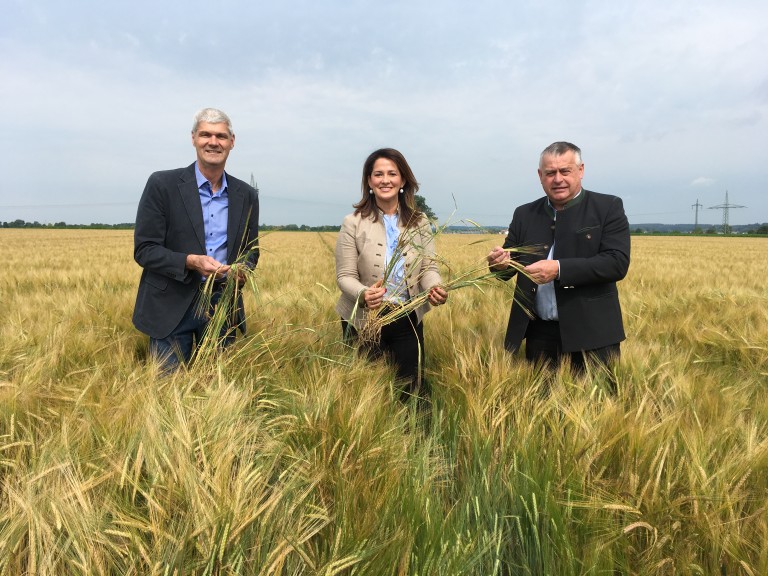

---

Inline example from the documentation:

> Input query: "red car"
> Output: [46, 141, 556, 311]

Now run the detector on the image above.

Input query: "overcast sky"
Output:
[2, 0, 766, 227]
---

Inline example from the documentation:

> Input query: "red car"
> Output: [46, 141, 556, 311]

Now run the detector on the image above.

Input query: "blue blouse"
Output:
[382, 213, 407, 304]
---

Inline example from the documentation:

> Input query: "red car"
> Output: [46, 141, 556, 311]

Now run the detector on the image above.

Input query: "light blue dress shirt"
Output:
[535, 240, 559, 320]
[382, 213, 407, 304]
[195, 162, 229, 267]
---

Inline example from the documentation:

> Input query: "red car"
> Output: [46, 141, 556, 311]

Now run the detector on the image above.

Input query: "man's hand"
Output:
[524, 260, 559, 284]
[487, 246, 510, 270]
[231, 266, 248, 287]
[186, 254, 230, 279]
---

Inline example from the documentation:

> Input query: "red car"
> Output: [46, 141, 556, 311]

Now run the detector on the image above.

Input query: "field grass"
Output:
[1, 229, 767, 575]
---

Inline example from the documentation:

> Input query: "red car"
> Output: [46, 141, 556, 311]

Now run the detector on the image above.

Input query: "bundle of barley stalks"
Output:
[357, 224, 542, 344]
[194, 249, 261, 364]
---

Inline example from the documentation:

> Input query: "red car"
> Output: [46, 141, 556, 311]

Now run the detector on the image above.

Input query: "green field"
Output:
[1, 230, 767, 575]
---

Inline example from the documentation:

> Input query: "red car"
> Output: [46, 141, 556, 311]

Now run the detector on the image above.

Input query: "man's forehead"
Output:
[195, 122, 231, 134]
[541, 154, 581, 171]
[542, 151, 577, 164]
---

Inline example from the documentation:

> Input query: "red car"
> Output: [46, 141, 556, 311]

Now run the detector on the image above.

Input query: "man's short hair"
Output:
[540, 141, 582, 167]
[192, 108, 234, 136]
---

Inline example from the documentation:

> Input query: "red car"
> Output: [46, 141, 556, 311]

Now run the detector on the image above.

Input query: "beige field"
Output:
[1, 229, 767, 575]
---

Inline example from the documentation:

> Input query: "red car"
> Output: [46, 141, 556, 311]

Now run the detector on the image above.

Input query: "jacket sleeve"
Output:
[133, 172, 193, 283]
[241, 186, 260, 270]
[414, 220, 442, 291]
[335, 215, 367, 304]
[495, 207, 526, 282]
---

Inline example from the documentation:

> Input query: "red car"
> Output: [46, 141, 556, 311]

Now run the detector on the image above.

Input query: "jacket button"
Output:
[543, 244, 549, 250]
[550, 225, 555, 230]
[586, 234, 592, 239]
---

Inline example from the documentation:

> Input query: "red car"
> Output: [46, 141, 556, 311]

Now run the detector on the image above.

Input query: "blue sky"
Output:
[2, 0, 766, 227]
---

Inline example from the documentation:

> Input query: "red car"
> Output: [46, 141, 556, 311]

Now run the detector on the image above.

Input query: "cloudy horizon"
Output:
[2, 0, 766, 227]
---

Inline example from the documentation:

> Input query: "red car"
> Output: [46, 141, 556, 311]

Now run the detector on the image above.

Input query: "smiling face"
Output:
[368, 157, 405, 212]
[192, 121, 235, 171]
[538, 150, 584, 210]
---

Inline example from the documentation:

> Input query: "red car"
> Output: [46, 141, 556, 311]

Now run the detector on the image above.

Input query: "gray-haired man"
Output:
[487, 142, 630, 377]
[133, 108, 259, 369]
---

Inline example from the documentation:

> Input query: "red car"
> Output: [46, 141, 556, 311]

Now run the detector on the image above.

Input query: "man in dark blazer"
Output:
[133, 108, 259, 369]
[487, 141, 630, 373]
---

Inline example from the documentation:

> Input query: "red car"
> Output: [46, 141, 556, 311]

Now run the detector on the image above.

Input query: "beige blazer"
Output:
[335, 212, 443, 329]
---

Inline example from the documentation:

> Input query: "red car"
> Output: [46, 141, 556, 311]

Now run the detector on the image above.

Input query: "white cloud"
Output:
[691, 177, 716, 187]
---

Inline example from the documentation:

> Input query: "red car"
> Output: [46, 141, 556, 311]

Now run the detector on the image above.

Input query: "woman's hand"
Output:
[428, 286, 448, 306]
[363, 279, 387, 309]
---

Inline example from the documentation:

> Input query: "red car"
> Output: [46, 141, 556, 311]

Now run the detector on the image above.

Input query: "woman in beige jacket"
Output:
[335, 148, 447, 400]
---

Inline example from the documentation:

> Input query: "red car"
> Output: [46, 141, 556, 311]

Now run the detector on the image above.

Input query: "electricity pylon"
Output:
[691, 199, 703, 231]
[250, 173, 259, 194]
[709, 191, 745, 234]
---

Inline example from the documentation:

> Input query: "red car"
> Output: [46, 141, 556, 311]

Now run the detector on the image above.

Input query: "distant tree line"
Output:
[2, 220, 134, 229]
[631, 224, 768, 235]
[261, 224, 339, 232]
[6, 219, 767, 235]
[1, 220, 340, 231]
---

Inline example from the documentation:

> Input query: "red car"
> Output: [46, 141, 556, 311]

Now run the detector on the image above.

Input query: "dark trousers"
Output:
[524, 319, 620, 378]
[149, 287, 237, 372]
[341, 311, 426, 400]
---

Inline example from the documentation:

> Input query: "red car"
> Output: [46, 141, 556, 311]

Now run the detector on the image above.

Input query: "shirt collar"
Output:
[547, 188, 583, 214]
[194, 162, 228, 195]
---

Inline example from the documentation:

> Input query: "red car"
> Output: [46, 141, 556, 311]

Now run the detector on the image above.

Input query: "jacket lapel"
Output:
[226, 174, 245, 264]
[178, 163, 206, 252]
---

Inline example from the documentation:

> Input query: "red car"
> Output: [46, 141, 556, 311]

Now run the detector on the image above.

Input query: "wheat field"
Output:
[1, 229, 767, 575]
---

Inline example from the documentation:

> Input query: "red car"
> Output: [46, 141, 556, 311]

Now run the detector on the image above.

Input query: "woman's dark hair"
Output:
[353, 148, 423, 228]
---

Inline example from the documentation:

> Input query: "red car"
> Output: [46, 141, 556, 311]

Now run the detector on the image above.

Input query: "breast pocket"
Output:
[575, 224, 602, 250]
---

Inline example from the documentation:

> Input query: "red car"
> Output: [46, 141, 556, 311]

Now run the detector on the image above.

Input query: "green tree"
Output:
[414, 194, 437, 221]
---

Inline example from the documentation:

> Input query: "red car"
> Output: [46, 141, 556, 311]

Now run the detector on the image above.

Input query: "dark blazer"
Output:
[132, 163, 259, 339]
[500, 189, 630, 353]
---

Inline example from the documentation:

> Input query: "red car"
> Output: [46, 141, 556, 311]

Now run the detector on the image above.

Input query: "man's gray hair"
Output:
[540, 141, 582, 167]
[192, 108, 234, 136]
